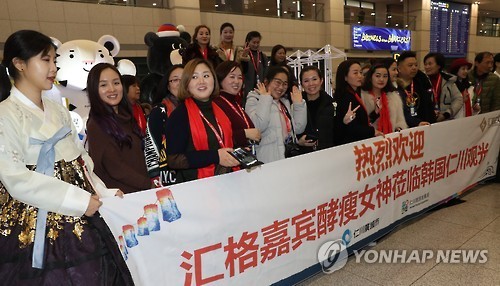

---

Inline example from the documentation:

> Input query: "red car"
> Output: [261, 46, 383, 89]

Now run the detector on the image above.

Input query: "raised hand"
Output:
[343, 102, 361, 125]
[290, 86, 302, 104]
[255, 82, 268, 95]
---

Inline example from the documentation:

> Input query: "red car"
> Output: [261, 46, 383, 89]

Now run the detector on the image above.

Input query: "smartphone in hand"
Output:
[228, 148, 262, 169]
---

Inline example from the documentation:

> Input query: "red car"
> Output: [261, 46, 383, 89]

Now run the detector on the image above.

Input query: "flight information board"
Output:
[430, 0, 470, 57]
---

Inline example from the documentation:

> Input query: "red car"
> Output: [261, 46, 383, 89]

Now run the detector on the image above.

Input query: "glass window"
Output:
[200, 0, 325, 22]
[360, 2, 373, 9]
[345, 0, 360, 8]
[49, 0, 168, 8]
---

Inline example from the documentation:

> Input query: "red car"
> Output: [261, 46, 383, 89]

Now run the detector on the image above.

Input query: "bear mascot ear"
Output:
[98, 35, 120, 57]
[145, 32, 159, 48]
[117, 59, 137, 76]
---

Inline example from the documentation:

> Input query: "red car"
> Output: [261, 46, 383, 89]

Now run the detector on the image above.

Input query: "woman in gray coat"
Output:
[245, 66, 307, 163]
[424, 52, 463, 121]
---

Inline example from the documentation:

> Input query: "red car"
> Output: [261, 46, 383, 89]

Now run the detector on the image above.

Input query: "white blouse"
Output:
[0, 87, 117, 217]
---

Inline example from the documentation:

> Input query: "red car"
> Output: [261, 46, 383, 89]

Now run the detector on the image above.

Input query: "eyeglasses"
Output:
[272, 78, 288, 87]
[169, 78, 181, 84]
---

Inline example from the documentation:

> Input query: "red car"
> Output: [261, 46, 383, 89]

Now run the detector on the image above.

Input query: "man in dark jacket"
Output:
[468, 52, 500, 113]
[468, 51, 500, 183]
[396, 51, 436, 127]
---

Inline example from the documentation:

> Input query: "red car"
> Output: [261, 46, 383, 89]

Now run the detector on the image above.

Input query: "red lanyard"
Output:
[474, 81, 483, 100]
[198, 110, 225, 148]
[278, 101, 291, 133]
[249, 50, 261, 75]
[220, 96, 250, 128]
[225, 48, 232, 61]
[200, 47, 208, 60]
[352, 91, 371, 126]
[404, 81, 415, 101]
[432, 74, 442, 108]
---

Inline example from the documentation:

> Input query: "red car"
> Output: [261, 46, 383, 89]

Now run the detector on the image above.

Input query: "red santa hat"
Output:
[157, 24, 180, 37]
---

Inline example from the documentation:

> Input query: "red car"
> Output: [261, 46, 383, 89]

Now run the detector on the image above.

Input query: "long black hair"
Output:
[270, 44, 286, 66]
[87, 63, 139, 148]
[0, 30, 55, 102]
[334, 59, 361, 101]
[362, 63, 395, 93]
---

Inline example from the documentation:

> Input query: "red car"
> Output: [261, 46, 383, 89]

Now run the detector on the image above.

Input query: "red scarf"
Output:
[185, 98, 234, 179]
[132, 103, 147, 135]
[376, 91, 393, 134]
[462, 89, 472, 117]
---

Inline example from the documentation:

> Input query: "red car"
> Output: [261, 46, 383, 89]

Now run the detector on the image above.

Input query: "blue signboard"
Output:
[352, 25, 411, 51]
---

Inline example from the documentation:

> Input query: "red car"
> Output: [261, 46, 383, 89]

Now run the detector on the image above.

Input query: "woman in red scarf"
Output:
[334, 60, 384, 145]
[165, 58, 239, 183]
[214, 61, 261, 148]
[122, 75, 149, 135]
[361, 63, 407, 134]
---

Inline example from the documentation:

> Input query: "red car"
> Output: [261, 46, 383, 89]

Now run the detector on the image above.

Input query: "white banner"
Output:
[100, 111, 500, 286]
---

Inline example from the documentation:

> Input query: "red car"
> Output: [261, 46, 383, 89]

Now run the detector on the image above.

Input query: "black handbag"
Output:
[284, 142, 301, 158]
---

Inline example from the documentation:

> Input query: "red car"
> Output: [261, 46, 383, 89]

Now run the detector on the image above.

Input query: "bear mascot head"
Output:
[141, 24, 187, 104]
[44, 35, 135, 140]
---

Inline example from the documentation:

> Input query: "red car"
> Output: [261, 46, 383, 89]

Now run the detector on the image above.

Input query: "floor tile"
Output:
[411, 263, 500, 286]
[425, 199, 499, 229]
[297, 267, 380, 286]
[483, 217, 500, 234]
[459, 230, 500, 271]
[341, 240, 438, 286]
[461, 183, 500, 209]
[383, 216, 480, 250]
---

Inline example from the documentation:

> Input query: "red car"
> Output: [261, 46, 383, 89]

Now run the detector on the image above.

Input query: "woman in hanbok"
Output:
[0, 30, 133, 285]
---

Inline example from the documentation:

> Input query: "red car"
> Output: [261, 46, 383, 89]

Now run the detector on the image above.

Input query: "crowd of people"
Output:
[0, 25, 499, 283]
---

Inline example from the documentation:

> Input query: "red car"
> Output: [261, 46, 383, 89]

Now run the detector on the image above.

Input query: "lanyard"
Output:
[198, 110, 225, 148]
[352, 90, 371, 126]
[432, 74, 442, 108]
[278, 101, 291, 133]
[225, 48, 232, 61]
[404, 81, 415, 104]
[200, 47, 208, 60]
[220, 96, 250, 128]
[249, 50, 261, 76]
[474, 80, 483, 102]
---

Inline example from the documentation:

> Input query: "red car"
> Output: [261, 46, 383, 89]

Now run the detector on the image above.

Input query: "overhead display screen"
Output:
[352, 25, 411, 51]
[430, 0, 470, 57]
